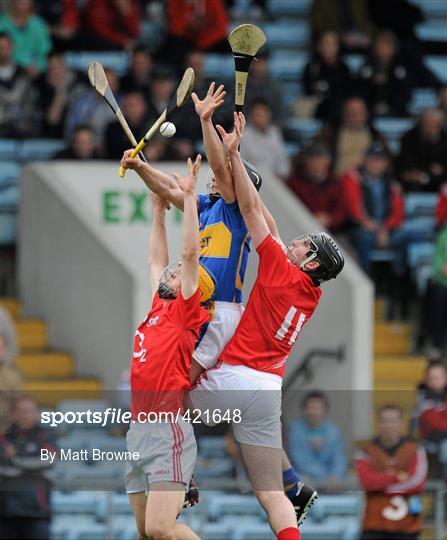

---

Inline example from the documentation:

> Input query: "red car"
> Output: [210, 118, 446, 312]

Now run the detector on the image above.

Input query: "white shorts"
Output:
[189, 362, 282, 449]
[193, 301, 244, 370]
[125, 419, 196, 493]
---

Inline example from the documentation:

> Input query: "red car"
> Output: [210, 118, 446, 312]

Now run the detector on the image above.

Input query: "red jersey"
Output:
[131, 289, 209, 417]
[221, 234, 322, 377]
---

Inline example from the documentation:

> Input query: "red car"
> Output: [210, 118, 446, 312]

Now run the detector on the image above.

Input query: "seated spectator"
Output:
[0, 0, 52, 77]
[426, 227, 447, 358]
[343, 143, 405, 274]
[241, 99, 290, 180]
[287, 391, 347, 491]
[65, 68, 120, 148]
[310, 0, 375, 53]
[412, 360, 447, 477]
[286, 143, 346, 232]
[0, 308, 21, 434]
[357, 31, 413, 118]
[33, 0, 80, 52]
[120, 46, 153, 96]
[36, 53, 88, 138]
[355, 405, 427, 540]
[147, 71, 176, 118]
[0, 32, 33, 137]
[302, 30, 351, 121]
[82, 0, 139, 51]
[436, 183, 447, 228]
[318, 96, 388, 176]
[53, 124, 100, 160]
[104, 91, 150, 159]
[0, 396, 57, 539]
[397, 108, 447, 193]
[245, 49, 284, 124]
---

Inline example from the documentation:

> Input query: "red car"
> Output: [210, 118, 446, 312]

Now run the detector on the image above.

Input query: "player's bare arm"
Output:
[148, 193, 170, 296]
[191, 82, 236, 204]
[120, 150, 186, 210]
[216, 112, 270, 248]
[173, 154, 202, 300]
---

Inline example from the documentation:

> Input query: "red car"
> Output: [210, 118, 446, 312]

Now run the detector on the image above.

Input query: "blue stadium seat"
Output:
[66, 523, 107, 540]
[400, 217, 435, 242]
[409, 88, 438, 115]
[0, 161, 21, 186]
[408, 241, 435, 268]
[195, 457, 234, 480]
[440, 439, 447, 463]
[0, 212, 16, 245]
[373, 118, 413, 139]
[232, 523, 273, 540]
[308, 494, 363, 522]
[204, 54, 234, 81]
[0, 186, 19, 208]
[424, 56, 447, 84]
[65, 51, 130, 76]
[52, 515, 99, 540]
[284, 118, 322, 142]
[281, 81, 302, 109]
[300, 519, 358, 540]
[345, 54, 364, 75]
[137, 21, 165, 51]
[202, 522, 234, 540]
[0, 139, 19, 160]
[198, 436, 228, 458]
[267, 0, 311, 18]
[263, 22, 309, 49]
[416, 21, 447, 41]
[51, 491, 104, 515]
[369, 249, 396, 264]
[405, 193, 438, 218]
[415, 263, 433, 294]
[269, 54, 307, 82]
[206, 494, 264, 521]
[412, 0, 447, 18]
[20, 139, 66, 161]
[286, 142, 300, 157]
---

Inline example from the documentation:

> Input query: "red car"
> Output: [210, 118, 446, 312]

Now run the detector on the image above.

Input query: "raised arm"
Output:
[148, 193, 170, 296]
[192, 83, 236, 204]
[120, 150, 186, 210]
[172, 155, 202, 300]
[216, 113, 270, 248]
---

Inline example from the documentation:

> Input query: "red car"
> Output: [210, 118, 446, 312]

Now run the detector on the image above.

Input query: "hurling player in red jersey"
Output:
[125, 155, 208, 540]
[190, 113, 344, 540]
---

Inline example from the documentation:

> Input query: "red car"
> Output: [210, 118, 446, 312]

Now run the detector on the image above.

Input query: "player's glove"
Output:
[183, 475, 199, 508]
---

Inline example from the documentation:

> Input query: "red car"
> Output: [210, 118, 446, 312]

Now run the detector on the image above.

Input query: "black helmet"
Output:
[242, 159, 262, 191]
[288, 232, 344, 283]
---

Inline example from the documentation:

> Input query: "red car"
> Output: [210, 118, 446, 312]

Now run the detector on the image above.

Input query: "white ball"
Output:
[160, 121, 176, 138]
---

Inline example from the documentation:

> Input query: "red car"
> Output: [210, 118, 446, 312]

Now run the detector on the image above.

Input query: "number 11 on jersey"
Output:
[275, 307, 306, 345]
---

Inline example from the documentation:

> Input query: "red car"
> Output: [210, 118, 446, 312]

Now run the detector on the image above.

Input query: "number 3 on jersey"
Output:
[275, 307, 306, 345]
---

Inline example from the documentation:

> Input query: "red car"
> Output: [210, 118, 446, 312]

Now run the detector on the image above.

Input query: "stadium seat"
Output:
[408, 242, 435, 268]
[412, 0, 447, 18]
[51, 491, 104, 515]
[284, 118, 322, 142]
[20, 139, 66, 161]
[267, 0, 311, 18]
[405, 193, 438, 218]
[308, 494, 363, 522]
[263, 22, 309, 49]
[137, 20, 165, 52]
[409, 88, 438, 115]
[198, 436, 228, 458]
[300, 518, 359, 540]
[400, 217, 435, 242]
[0, 211, 17, 245]
[66, 523, 107, 540]
[269, 54, 307, 82]
[232, 523, 274, 540]
[345, 54, 364, 75]
[201, 522, 234, 540]
[64, 51, 129, 76]
[369, 249, 396, 263]
[204, 54, 234, 81]
[286, 142, 300, 157]
[424, 56, 447, 84]
[206, 494, 264, 521]
[0, 161, 21, 186]
[281, 82, 302, 108]
[415, 263, 433, 294]
[372, 118, 413, 139]
[195, 456, 234, 480]
[0, 186, 18, 208]
[416, 21, 447, 42]
[0, 139, 19, 160]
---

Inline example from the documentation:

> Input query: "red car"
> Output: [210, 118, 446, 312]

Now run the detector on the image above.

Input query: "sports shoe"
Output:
[291, 483, 318, 525]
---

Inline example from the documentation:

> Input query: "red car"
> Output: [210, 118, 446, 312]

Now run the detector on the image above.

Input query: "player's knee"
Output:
[145, 519, 174, 540]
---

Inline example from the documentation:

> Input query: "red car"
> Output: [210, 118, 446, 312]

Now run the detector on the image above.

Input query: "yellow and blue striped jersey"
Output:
[198, 194, 251, 303]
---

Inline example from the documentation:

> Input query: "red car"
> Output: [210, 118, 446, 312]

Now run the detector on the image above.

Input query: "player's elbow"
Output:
[181, 246, 200, 263]
[239, 199, 262, 218]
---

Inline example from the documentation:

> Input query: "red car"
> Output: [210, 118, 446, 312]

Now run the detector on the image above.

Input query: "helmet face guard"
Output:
[158, 261, 182, 299]
[287, 232, 344, 283]
[206, 169, 221, 203]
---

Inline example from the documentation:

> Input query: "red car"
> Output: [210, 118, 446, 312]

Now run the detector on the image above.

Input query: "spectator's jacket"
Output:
[287, 419, 347, 482]
[413, 384, 447, 440]
[397, 126, 447, 193]
[355, 437, 427, 535]
[0, 424, 57, 519]
[436, 183, 447, 227]
[286, 170, 346, 231]
[84, 0, 139, 47]
[432, 226, 447, 287]
[342, 167, 404, 230]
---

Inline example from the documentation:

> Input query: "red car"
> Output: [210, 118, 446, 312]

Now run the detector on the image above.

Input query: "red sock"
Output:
[277, 527, 300, 540]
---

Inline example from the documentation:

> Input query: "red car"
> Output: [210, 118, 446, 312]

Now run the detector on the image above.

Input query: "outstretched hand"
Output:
[191, 82, 226, 121]
[173, 154, 202, 195]
[215, 112, 246, 154]
[151, 192, 171, 212]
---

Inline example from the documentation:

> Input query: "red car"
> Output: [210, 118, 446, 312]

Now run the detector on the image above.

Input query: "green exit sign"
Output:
[102, 191, 182, 224]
